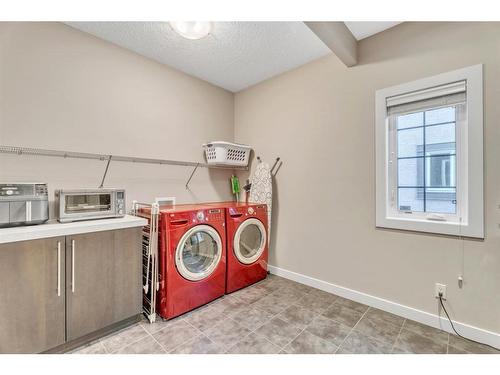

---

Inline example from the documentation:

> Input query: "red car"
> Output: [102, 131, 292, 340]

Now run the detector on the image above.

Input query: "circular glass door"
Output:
[233, 218, 267, 265]
[175, 225, 222, 281]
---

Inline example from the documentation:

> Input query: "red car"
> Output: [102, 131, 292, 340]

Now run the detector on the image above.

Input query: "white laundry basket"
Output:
[203, 141, 251, 167]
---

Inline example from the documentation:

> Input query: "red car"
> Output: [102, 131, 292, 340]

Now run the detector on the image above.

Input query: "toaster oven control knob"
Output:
[196, 211, 205, 221]
[248, 207, 255, 215]
[5, 190, 13, 195]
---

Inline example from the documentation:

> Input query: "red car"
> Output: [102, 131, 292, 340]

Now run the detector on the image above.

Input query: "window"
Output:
[375, 65, 484, 238]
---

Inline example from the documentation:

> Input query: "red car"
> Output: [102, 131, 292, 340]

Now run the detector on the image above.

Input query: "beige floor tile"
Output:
[204, 318, 252, 350]
[151, 320, 200, 351]
[226, 305, 274, 331]
[184, 306, 225, 332]
[251, 293, 291, 315]
[338, 330, 393, 354]
[255, 317, 303, 348]
[364, 308, 405, 326]
[100, 324, 148, 353]
[271, 286, 308, 304]
[210, 295, 247, 315]
[170, 335, 225, 354]
[140, 315, 185, 335]
[226, 333, 281, 354]
[284, 330, 337, 354]
[333, 297, 369, 314]
[71, 341, 107, 354]
[294, 292, 337, 314]
[447, 345, 469, 354]
[393, 329, 447, 354]
[402, 319, 448, 345]
[114, 336, 166, 354]
[305, 315, 351, 346]
[353, 316, 401, 345]
[232, 285, 270, 304]
[322, 302, 365, 328]
[307, 288, 337, 300]
[448, 334, 499, 354]
[278, 305, 319, 329]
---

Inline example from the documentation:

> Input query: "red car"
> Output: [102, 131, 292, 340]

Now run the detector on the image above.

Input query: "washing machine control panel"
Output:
[196, 211, 205, 221]
[247, 207, 255, 215]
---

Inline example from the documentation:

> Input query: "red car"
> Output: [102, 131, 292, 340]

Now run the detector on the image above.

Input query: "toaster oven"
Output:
[55, 188, 126, 223]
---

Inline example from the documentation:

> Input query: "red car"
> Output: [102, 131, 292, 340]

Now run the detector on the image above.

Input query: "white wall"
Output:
[0, 22, 235, 217]
[234, 22, 500, 335]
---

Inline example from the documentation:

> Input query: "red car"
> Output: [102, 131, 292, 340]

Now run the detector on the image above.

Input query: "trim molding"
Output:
[268, 265, 500, 349]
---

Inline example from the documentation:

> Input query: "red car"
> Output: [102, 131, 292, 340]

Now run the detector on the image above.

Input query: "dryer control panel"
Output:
[205, 208, 224, 222]
[167, 207, 225, 224]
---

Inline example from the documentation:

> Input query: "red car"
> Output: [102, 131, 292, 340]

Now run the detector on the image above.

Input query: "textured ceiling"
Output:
[66, 22, 332, 92]
[66, 22, 402, 92]
[344, 21, 402, 40]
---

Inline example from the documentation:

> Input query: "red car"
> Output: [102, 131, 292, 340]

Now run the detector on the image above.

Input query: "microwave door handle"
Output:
[25, 201, 32, 221]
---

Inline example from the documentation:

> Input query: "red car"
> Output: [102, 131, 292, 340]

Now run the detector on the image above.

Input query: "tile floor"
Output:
[70, 275, 499, 354]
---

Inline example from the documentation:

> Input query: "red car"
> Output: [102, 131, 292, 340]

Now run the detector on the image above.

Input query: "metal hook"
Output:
[272, 161, 283, 177]
[99, 155, 112, 188]
[270, 157, 281, 175]
[185, 163, 200, 190]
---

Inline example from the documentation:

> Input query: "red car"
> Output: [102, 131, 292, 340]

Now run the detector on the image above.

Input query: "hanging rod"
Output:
[0, 145, 248, 171]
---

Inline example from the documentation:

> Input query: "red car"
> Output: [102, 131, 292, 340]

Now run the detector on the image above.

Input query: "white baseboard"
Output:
[268, 265, 500, 349]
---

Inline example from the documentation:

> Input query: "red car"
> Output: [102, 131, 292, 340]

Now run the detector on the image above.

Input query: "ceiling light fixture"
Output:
[169, 21, 212, 40]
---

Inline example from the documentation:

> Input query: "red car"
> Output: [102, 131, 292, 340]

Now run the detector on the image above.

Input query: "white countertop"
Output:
[0, 215, 148, 244]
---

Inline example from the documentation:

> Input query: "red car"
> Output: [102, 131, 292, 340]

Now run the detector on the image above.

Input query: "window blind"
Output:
[387, 80, 466, 115]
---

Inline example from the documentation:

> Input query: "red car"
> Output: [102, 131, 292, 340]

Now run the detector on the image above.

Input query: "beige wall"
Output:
[235, 22, 500, 334]
[2, 21, 499, 335]
[0, 22, 235, 216]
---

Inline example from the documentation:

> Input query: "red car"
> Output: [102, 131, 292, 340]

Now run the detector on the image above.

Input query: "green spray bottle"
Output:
[230, 175, 240, 202]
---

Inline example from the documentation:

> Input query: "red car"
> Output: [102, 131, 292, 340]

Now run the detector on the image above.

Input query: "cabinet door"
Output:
[0, 237, 65, 353]
[112, 228, 142, 322]
[66, 228, 142, 341]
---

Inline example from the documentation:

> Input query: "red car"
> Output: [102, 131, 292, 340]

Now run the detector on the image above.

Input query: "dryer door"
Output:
[233, 218, 267, 265]
[175, 225, 222, 281]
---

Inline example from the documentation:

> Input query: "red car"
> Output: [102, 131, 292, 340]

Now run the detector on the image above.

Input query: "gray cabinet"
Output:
[0, 227, 142, 353]
[66, 229, 142, 341]
[0, 237, 65, 353]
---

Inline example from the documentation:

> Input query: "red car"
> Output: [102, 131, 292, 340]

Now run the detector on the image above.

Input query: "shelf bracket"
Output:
[185, 163, 200, 190]
[99, 155, 112, 188]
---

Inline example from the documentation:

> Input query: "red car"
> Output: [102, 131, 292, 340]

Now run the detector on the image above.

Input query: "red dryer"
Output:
[157, 204, 226, 320]
[209, 202, 269, 293]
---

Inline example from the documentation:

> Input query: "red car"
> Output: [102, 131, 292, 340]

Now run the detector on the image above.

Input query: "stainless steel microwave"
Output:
[55, 188, 126, 223]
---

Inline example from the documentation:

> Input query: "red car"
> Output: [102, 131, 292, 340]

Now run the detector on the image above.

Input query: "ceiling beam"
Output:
[304, 22, 357, 67]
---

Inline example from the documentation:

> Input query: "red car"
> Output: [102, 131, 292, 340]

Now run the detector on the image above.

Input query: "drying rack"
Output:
[132, 201, 160, 323]
[0, 145, 248, 189]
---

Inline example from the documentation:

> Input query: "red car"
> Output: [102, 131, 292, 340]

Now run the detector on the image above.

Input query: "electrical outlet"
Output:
[435, 283, 447, 300]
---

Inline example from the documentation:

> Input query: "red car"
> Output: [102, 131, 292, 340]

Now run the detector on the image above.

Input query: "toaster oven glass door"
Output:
[65, 194, 112, 214]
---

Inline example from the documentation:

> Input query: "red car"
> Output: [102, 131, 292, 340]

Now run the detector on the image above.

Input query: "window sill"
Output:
[376, 216, 484, 239]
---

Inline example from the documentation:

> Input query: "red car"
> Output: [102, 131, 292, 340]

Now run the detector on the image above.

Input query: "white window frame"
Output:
[375, 65, 484, 238]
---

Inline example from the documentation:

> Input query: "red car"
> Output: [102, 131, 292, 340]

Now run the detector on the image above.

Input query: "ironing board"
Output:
[249, 162, 273, 238]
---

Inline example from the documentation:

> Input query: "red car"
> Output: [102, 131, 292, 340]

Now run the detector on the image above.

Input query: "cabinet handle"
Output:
[57, 241, 61, 297]
[71, 239, 75, 293]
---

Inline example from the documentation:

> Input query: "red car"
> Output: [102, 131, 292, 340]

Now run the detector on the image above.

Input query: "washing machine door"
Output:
[175, 225, 223, 281]
[233, 218, 267, 265]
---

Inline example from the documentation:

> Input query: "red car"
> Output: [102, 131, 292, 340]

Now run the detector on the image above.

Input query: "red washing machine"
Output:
[156, 204, 226, 320]
[208, 202, 269, 293]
